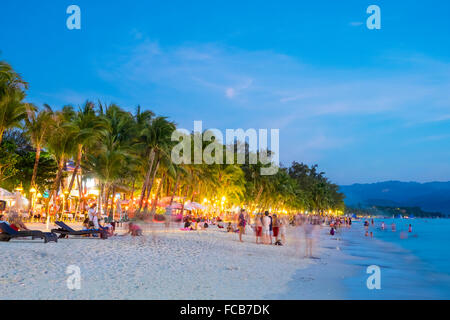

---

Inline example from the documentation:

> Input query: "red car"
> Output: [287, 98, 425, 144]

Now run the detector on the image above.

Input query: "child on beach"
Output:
[123, 222, 143, 236]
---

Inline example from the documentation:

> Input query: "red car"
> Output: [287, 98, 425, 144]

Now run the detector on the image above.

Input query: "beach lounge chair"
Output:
[0, 223, 58, 243]
[51, 221, 108, 239]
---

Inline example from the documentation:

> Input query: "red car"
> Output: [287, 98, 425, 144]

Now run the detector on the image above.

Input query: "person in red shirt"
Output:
[123, 222, 142, 236]
[9, 213, 29, 231]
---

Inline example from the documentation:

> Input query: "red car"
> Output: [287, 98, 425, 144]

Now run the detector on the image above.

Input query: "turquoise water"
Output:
[341, 218, 450, 299]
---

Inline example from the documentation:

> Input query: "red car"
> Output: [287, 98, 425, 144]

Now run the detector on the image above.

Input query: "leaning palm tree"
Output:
[0, 87, 27, 146]
[45, 108, 77, 216]
[136, 116, 176, 213]
[66, 101, 107, 195]
[24, 103, 53, 189]
[0, 61, 28, 146]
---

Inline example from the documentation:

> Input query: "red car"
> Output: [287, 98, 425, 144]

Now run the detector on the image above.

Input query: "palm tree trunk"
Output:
[252, 185, 264, 213]
[67, 144, 82, 194]
[144, 158, 160, 211]
[110, 185, 116, 220]
[98, 183, 104, 216]
[76, 174, 84, 214]
[30, 145, 41, 188]
[169, 174, 180, 205]
[130, 179, 135, 200]
[151, 173, 165, 212]
[46, 158, 65, 215]
[138, 150, 155, 212]
[104, 184, 111, 217]
[181, 186, 189, 216]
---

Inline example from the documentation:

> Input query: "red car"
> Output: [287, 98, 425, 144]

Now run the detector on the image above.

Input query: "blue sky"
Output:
[1, 0, 450, 184]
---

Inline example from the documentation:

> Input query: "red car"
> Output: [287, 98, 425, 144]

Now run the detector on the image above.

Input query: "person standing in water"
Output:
[408, 224, 412, 233]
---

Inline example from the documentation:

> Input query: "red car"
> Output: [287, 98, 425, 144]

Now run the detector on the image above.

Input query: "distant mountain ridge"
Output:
[339, 181, 450, 215]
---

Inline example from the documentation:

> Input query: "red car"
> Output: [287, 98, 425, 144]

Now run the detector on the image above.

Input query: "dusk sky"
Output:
[1, 0, 449, 185]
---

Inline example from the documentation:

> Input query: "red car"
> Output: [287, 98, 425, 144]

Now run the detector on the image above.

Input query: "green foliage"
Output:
[0, 130, 57, 193]
[0, 139, 19, 184]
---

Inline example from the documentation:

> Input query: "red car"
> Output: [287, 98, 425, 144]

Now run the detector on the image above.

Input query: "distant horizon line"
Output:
[339, 180, 450, 187]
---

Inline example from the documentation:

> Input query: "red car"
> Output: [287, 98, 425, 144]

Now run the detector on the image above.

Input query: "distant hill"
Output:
[345, 205, 445, 218]
[339, 181, 450, 215]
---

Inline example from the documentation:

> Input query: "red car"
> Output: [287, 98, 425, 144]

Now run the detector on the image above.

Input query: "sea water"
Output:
[341, 218, 450, 299]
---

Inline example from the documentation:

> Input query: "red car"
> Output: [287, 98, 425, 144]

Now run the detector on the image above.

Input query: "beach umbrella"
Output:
[0, 188, 14, 200]
[167, 202, 183, 210]
[189, 202, 206, 210]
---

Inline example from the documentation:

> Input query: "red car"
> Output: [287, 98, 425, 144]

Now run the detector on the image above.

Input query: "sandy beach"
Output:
[0, 222, 350, 300]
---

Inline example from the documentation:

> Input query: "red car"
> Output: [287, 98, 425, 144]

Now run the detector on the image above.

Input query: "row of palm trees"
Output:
[0, 60, 345, 217]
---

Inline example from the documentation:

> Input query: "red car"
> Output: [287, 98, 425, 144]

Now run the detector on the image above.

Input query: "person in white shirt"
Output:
[262, 211, 271, 245]
[88, 204, 99, 229]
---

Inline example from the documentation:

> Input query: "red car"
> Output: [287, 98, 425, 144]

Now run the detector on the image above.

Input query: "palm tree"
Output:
[0, 61, 28, 146]
[66, 101, 106, 195]
[45, 107, 77, 215]
[85, 103, 136, 215]
[84, 136, 128, 216]
[136, 116, 176, 213]
[24, 104, 53, 189]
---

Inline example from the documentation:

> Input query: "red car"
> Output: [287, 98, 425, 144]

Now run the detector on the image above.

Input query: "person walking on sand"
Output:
[272, 214, 280, 243]
[280, 215, 287, 245]
[255, 213, 263, 244]
[262, 211, 271, 245]
[268, 212, 273, 244]
[408, 224, 412, 233]
[238, 209, 246, 243]
[304, 220, 315, 258]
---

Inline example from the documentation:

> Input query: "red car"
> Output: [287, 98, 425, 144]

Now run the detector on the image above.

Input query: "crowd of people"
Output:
[363, 218, 414, 239]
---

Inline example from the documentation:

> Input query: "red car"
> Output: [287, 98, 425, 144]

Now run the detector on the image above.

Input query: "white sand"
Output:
[0, 223, 347, 300]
